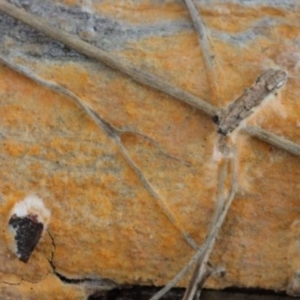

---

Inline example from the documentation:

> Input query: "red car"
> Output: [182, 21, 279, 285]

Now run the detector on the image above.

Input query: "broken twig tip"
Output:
[216, 69, 287, 136]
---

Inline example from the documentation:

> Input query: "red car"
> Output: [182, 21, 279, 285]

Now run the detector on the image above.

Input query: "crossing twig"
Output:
[150, 148, 237, 300]
[0, 54, 198, 251]
[0, 0, 216, 117]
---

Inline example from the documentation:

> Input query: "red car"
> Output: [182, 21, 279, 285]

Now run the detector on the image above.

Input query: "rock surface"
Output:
[0, 0, 300, 299]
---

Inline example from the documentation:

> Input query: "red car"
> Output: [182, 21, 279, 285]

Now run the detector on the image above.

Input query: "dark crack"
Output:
[0, 280, 22, 286]
[46, 230, 118, 294]
[87, 286, 294, 300]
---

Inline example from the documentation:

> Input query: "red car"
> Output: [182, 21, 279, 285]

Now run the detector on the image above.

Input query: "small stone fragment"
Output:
[8, 195, 50, 263]
[9, 213, 44, 263]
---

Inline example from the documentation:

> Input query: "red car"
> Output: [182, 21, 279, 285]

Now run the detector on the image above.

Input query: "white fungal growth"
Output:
[212, 143, 224, 162]
[10, 195, 51, 227]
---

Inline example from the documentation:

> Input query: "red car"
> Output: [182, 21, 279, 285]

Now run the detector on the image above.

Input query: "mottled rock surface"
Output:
[0, 0, 300, 299]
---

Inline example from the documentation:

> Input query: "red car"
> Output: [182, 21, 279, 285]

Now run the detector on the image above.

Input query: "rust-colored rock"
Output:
[0, 0, 299, 299]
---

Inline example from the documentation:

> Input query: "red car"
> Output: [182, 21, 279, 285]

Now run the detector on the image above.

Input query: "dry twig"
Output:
[0, 55, 198, 251]
[245, 126, 300, 157]
[0, 2, 299, 300]
[0, 0, 216, 117]
[214, 69, 287, 136]
[149, 152, 237, 300]
[182, 147, 237, 300]
[183, 0, 218, 105]
[0, 1, 298, 158]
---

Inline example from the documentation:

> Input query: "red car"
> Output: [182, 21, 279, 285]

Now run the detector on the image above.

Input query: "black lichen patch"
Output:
[8, 214, 44, 263]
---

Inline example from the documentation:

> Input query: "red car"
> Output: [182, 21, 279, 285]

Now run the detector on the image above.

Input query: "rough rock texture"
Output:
[0, 0, 300, 299]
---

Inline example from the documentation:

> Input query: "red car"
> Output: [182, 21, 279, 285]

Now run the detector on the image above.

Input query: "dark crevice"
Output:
[54, 271, 88, 284]
[54, 269, 118, 288]
[54, 271, 87, 284]
[222, 286, 288, 296]
[46, 230, 118, 291]
[1, 280, 22, 286]
[46, 230, 86, 284]
[87, 286, 292, 300]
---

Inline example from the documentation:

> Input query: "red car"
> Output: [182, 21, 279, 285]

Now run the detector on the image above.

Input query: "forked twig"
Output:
[0, 55, 198, 250]
[0, 1, 299, 158]
[1, 2, 300, 298]
[181, 161, 228, 300]
[186, 262, 225, 300]
[116, 139, 198, 250]
[150, 150, 238, 300]
[0, 0, 216, 117]
[117, 128, 191, 167]
[177, 5, 289, 295]
[183, 148, 237, 300]
[196, 264, 225, 291]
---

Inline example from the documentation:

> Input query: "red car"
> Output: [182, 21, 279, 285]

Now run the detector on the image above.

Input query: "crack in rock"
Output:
[46, 230, 118, 296]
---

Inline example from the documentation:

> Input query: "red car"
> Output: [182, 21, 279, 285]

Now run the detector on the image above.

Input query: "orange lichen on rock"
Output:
[0, 0, 300, 299]
[93, 0, 185, 24]
[0, 274, 85, 300]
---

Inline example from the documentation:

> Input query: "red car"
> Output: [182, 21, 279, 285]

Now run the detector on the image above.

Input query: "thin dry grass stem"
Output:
[0, 55, 198, 251]
[150, 150, 238, 300]
[116, 140, 198, 250]
[194, 264, 225, 300]
[0, 0, 216, 116]
[182, 252, 207, 300]
[149, 240, 209, 300]
[245, 126, 300, 157]
[207, 159, 228, 231]
[183, 0, 219, 105]
[182, 151, 237, 300]
[182, 160, 228, 300]
[2, 2, 300, 298]
[0, 2, 299, 158]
